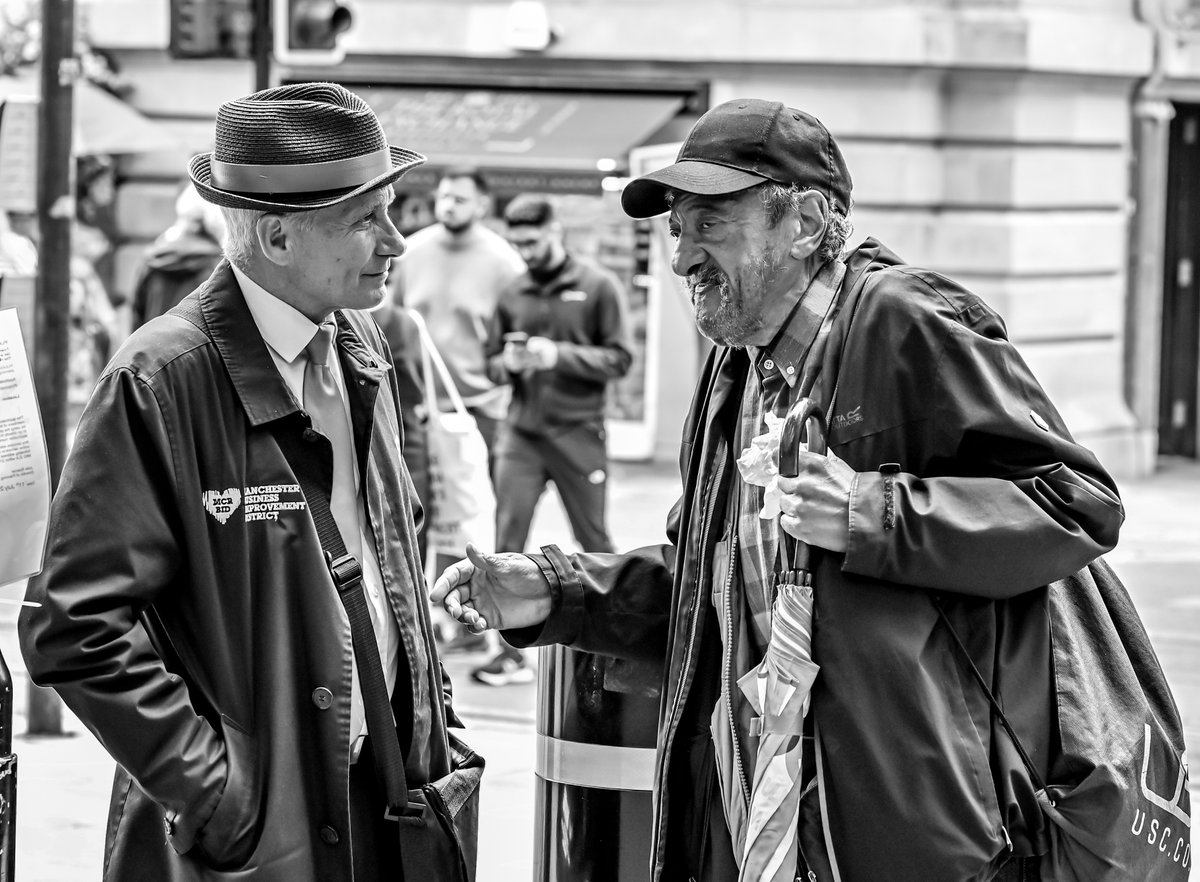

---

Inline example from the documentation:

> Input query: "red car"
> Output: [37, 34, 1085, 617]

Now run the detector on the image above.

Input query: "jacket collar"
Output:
[514, 253, 580, 296]
[196, 261, 388, 427]
[750, 257, 846, 391]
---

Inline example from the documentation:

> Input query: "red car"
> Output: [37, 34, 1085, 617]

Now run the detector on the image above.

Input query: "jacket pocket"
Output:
[191, 714, 263, 871]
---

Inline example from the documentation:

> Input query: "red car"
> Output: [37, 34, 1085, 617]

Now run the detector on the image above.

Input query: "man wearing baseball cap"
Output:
[434, 98, 1124, 881]
[22, 82, 477, 881]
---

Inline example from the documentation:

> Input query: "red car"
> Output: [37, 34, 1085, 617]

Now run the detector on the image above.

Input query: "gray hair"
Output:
[219, 207, 318, 269]
[756, 182, 853, 263]
[663, 183, 852, 264]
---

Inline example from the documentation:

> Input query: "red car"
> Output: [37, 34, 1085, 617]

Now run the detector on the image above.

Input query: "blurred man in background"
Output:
[393, 166, 526, 654]
[470, 194, 632, 686]
[393, 166, 526, 461]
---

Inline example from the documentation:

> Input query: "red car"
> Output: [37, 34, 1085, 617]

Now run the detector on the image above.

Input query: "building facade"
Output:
[83, 0, 1200, 475]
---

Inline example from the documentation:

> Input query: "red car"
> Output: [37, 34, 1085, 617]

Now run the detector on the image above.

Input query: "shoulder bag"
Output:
[936, 557, 1191, 880]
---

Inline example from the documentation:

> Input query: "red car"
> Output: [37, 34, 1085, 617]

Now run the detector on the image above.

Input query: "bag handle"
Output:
[932, 597, 1048, 794]
[406, 308, 470, 419]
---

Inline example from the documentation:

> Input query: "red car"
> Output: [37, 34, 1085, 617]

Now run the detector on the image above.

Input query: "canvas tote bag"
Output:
[407, 310, 495, 583]
[937, 557, 1191, 881]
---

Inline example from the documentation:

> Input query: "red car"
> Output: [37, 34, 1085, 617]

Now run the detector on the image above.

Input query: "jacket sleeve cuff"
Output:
[501, 544, 583, 648]
[844, 470, 890, 578]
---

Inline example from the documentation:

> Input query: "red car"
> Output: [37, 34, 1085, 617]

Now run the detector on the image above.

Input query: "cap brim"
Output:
[188, 146, 426, 212]
[620, 160, 769, 218]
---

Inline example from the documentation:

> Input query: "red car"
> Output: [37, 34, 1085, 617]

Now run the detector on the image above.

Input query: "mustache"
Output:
[687, 265, 728, 296]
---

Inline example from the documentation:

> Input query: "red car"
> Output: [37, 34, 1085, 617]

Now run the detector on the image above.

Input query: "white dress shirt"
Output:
[233, 264, 400, 763]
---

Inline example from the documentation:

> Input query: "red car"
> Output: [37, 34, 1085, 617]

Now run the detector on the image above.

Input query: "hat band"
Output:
[210, 147, 393, 195]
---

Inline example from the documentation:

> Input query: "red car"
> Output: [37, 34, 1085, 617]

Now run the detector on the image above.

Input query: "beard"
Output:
[440, 215, 474, 234]
[687, 250, 786, 347]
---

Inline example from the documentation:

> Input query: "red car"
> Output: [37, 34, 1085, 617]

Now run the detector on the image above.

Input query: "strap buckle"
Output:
[325, 552, 362, 594]
[383, 801, 426, 823]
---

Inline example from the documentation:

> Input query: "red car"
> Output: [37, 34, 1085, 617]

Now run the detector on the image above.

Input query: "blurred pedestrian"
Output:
[130, 182, 227, 329]
[371, 301, 433, 560]
[371, 191, 437, 564]
[68, 220, 120, 417]
[432, 98, 1125, 881]
[393, 166, 526, 654]
[469, 194, 632, 686]
[394, 166, 526, 465]
[21, 82, 474, 882]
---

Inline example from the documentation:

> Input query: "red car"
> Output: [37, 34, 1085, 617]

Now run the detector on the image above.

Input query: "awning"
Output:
[0, 72, 185, 156]
[354, 87, 684, 173]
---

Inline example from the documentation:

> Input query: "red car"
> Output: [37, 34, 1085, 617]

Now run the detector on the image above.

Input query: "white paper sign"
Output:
[0, 308, 50, 584]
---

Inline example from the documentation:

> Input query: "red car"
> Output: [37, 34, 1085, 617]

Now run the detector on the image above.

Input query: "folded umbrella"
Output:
[738, 397, 826, 882]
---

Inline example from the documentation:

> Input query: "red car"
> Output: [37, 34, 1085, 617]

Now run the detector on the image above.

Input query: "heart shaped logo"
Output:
[202, 487, 242, 525]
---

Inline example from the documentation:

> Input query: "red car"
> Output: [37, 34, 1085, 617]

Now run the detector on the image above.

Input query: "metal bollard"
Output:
[0, 645, 17, 882]
[534, 645, 660, 881]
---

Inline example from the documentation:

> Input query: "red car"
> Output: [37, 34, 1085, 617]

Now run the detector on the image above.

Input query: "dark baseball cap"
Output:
[621, 98, 852, 219]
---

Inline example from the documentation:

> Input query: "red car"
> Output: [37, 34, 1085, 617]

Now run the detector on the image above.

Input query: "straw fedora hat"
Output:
[189, 81, 425, 212]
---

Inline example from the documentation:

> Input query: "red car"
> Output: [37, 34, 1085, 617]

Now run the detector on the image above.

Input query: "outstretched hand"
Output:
[429, 543, 554, 633]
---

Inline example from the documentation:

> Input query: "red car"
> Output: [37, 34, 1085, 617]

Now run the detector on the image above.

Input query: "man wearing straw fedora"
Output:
[432, 99, 1131, 882]
[21, 82, 476, 882]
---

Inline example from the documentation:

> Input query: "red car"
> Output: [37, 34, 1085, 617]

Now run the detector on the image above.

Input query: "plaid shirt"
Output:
[734, 258, 846, 652]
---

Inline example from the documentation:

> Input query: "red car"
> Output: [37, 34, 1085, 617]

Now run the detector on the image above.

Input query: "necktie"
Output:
[304, 322, 410, 812]
[303, 322, 360, 559]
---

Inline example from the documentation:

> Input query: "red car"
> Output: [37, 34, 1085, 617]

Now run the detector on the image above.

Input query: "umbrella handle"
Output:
[778, 398, 827, 575]
[779, 397, 827, 477]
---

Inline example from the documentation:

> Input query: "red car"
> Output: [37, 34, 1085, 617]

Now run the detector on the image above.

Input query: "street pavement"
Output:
[2, 456, 1198, 881]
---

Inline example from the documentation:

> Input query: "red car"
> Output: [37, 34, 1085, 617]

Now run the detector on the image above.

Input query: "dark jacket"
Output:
[485, 254, 632, 431]
[372, 303, 431, 557]
[21, 263, 460, 882]
[509, 239, 1124, 882]
[130, 231, 224, 329]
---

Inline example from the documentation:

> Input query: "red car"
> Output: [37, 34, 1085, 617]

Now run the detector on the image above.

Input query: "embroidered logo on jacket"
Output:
[202, 484, 308, 524]
[202, 488, 242, 524]
[244, 484, 307, 522]
[561, 290, 588, 302]
[832, 405, 864, 431]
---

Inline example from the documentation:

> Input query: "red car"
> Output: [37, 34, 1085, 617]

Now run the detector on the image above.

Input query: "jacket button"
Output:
[311, 687, 333, 709]
[319, 825, 340, 846]
[302, 427, 321, 443]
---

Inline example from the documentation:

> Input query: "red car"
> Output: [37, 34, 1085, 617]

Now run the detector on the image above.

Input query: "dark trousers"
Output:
[494, 421, 615, 554]
[467, 407, 501, 483]
[348, 741, 404, 882]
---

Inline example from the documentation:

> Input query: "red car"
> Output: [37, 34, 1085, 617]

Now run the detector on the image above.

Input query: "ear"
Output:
[789, 190, 829, 261]
[475, 193, 492, 220]
[255, 213, 292, 267]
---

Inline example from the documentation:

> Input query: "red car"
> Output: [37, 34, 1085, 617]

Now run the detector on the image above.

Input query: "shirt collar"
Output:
[750, 258, 847, 389]
[230, 263, 325, 365]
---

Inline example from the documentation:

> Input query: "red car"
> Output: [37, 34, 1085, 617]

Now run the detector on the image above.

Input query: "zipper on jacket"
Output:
[722, 531, 751, 807]
[652, 441, 729, 873]
[795, 778, 820, 882]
